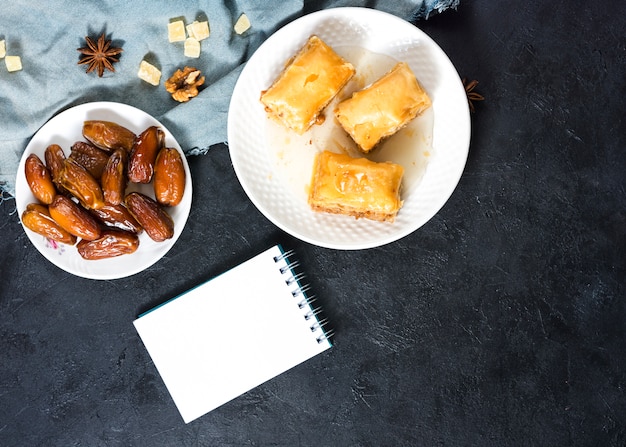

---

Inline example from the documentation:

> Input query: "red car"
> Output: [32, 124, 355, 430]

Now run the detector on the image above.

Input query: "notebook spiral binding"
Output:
[274, 250, 333, 344]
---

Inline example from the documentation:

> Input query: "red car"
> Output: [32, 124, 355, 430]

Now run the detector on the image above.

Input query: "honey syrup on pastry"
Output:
[265, 45, 433, 203]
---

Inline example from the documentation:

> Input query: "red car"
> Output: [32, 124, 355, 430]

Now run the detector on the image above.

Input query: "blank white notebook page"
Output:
[133, 245, 331, 423]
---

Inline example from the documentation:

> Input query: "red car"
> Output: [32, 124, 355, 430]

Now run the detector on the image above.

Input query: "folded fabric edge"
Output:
[186, 143, 225, 156]
[0, 175, 15, 203]
[0, 187, 15, 206]
[414, 0, 460, 20]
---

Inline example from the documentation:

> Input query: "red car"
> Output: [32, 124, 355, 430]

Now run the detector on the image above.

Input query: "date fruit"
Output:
[82, 120, 136, 153]
[101, 149, 128, 205]
[21, 119, 188, 263]
[125, 192, 174, 242]
[25, 154, 56, 204]
[77, 229, 139, 260]
[44, 144, 66, 186]
[128, 126, 164, 183]
[91, 203, 142, 234]
[69, 141, 110, 180]
[49, 195, 102, 241]
[153, 147, 186, 206]
[57, 158, 105, 210]
[21, 203, 77, 245]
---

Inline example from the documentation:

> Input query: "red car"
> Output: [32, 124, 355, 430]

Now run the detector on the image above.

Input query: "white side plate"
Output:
[15, 102, 192, 280]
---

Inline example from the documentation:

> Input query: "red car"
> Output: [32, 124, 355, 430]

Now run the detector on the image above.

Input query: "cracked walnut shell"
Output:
[165, 66, 205, 102]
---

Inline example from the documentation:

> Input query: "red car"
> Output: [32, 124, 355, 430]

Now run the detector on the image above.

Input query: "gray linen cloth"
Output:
[0, 0, 458, 197]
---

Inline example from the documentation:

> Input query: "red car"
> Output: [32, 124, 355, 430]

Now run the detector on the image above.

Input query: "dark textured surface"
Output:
[2, 1, 625, 445]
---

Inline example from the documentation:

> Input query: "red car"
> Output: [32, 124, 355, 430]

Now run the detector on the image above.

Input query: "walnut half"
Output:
[165, 66, 205, 102]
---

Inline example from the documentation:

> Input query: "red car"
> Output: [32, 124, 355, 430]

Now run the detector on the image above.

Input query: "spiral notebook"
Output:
[133, 245, 332, 423]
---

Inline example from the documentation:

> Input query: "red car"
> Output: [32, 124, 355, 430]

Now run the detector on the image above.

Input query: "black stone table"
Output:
[1, 1, 624, 445]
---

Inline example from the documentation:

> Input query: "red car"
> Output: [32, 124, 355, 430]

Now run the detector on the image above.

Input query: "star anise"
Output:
[77, 33, 123, 77]
[463, 78, 485, 113]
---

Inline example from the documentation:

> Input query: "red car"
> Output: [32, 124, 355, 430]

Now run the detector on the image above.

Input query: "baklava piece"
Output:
[308, 151, 404, 223]
[334, 62, 431, 153]
[260, 35, 355, 134]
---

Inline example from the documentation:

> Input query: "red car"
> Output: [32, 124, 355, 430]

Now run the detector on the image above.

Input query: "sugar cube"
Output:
[168, 20, 186, 42]
[5, 55, 22, 72]
[137, 60, 161, 86]
[186, 20, 210, 41]
[234, 14, 251, 35]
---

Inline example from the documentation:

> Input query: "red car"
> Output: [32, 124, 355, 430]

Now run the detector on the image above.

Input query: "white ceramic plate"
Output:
[15, 102, 192, 280]
[228, 7, 470, 250]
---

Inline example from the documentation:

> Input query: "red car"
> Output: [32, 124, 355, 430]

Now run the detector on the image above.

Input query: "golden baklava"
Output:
[260, 35, 355, 134]
[308, 151, 404, 222]
[334, 62, 431, 153]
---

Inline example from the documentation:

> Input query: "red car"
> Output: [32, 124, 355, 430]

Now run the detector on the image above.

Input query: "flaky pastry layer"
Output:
[308, 151, 404, 222]
[334, 62, 432, 153]
[260, 35, 355, 134]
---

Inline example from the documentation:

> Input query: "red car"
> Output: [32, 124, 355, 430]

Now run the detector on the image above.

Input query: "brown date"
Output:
[49, 195, 102, 241]
[21, 203, 77, 245]
[153, 147, 186, 206]
[82, 120, 136, 153]
[69, 141, 110, 180]
[101, 149, 128, 205]
[57, 158, 105, 210]
[44, 144, 66, 185]
[128, 126, 164, 184]
[77, 229, 139, 260]
[91, 203, 142, 234]
[125, 192, 174, 242]
[25, 154, 57, 204]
